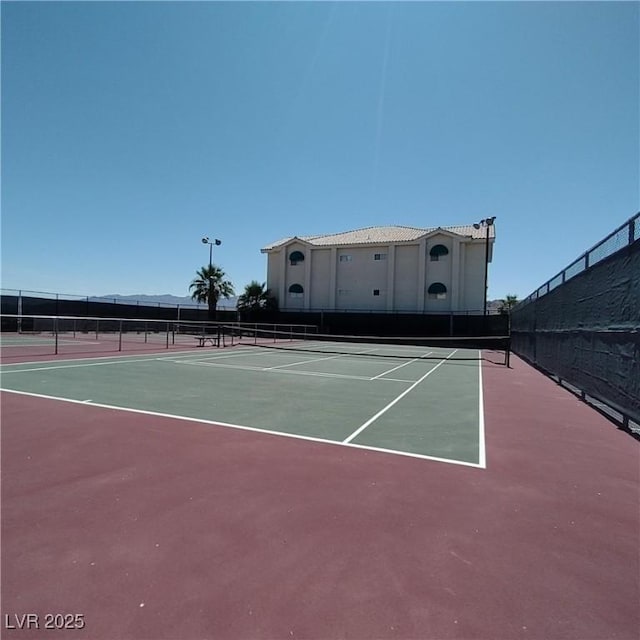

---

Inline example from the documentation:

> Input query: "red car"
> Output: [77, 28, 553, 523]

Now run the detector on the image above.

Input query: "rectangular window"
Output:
[373, 289, 380, 296]
[289, 292, 303, 298]
[428, 292, 447, 300]
[373, 253, 387, 261]
[339, 255, 352, 262]
[338, 289, 351, 296]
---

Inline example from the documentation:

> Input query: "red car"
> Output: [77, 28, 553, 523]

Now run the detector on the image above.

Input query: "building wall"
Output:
[461, 243, 486, 310]
[284, 243, 307, 310]
[335, 246, 389, 310]
[425, 234, 453, 312]
[265, 235, 492, 313]
[266, 253, 280, 298]
[394, 245, 420, 311]
[310, 249, 331, 309]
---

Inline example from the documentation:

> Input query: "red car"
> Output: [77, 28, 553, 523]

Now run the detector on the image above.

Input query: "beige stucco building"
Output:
[261, 224, 495, 312]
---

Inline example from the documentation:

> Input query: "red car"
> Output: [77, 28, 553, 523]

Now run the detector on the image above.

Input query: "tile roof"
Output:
[262, 224, 495, 251]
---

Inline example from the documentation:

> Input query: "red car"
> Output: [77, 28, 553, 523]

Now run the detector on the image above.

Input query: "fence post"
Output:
[54, 317, 59, 355]
[119, 320, 123, 352]
[17, 291, 22, 334]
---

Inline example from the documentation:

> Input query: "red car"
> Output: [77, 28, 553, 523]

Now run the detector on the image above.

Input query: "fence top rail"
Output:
[516, 211, 639, 309]
[0, 314, 220, 326]
[221, 321, 320, 329]
[583, 211, 638, 255]
[0, 315, 321, 333]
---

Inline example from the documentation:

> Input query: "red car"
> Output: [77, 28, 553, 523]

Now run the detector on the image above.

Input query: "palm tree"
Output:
[499, 294, 519, 315]
[237, 281, 277, 314]
[189, 264, 234, 320]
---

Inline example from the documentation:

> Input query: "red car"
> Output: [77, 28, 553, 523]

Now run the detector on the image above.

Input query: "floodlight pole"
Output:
[201, 236, 222, 318]
[473, 217, 496, 316]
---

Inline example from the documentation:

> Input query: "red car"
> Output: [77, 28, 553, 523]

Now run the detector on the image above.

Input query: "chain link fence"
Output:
[511, 213, 640, 434]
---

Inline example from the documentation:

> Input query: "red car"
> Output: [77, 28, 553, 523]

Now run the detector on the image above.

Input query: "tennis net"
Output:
[220, 325, 511, 365]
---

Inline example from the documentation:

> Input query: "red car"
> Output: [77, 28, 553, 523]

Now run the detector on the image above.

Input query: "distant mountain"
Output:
[94, 293, 238, 309]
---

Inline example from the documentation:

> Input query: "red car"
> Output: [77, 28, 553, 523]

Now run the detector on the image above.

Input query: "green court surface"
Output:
[0, 344, 485, 467]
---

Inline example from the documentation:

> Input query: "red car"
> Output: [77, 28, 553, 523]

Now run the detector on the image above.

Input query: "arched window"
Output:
[288, 284, 304, 298]
[429, 244, 449, 261]
[289, 250, 305, 266]
[428, 282, 447, 300]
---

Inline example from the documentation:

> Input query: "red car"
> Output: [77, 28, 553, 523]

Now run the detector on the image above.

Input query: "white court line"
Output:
[0, 348, 234, 368]
[346, 442, 483, 469]
[478, 355, 486, 468]
[0, 357, 175, 374]
[177, 361, 267, 372]
[272, 368, 375, 381]
[0, 387, 483, 468]
[161, 358, 420, 383]
[1, 346, 265, 371]
[172, 359, 382, 381]
[242, 343, 437, 365]
[263, 346, 382, 370]
[370, 352, 433, 379]
[342, 350, 458, 444]
[156, 347, 281, 364]
[1, 347, 419, 383]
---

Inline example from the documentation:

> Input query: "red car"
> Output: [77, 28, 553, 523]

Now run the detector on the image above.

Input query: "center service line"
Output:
[370, 352, 433, 380]
[342, 350, 458, 444]
[263, 346, 381, 370]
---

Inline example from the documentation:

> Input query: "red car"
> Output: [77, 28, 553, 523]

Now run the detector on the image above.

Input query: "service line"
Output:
[343, 350, 458, 444]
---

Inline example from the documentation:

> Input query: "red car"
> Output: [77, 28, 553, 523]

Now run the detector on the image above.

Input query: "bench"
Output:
[195, 335, 219, 347]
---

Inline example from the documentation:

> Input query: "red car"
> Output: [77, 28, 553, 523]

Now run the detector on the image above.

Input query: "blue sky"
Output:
[2, 1, 638, 302]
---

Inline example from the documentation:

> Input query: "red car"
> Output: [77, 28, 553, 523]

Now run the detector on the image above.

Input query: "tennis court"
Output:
[2, 326, 638, 640]
[1, 336, 493, 467]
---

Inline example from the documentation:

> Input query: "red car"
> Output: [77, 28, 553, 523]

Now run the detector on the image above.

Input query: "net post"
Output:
[54, 316, 59, 355]
[119, 320, 123, 352]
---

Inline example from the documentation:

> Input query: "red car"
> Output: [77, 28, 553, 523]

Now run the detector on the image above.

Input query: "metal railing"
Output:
[0, 314, 319, 358]
[510, 212, 640, 434]
[517, 212, 639, 307]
